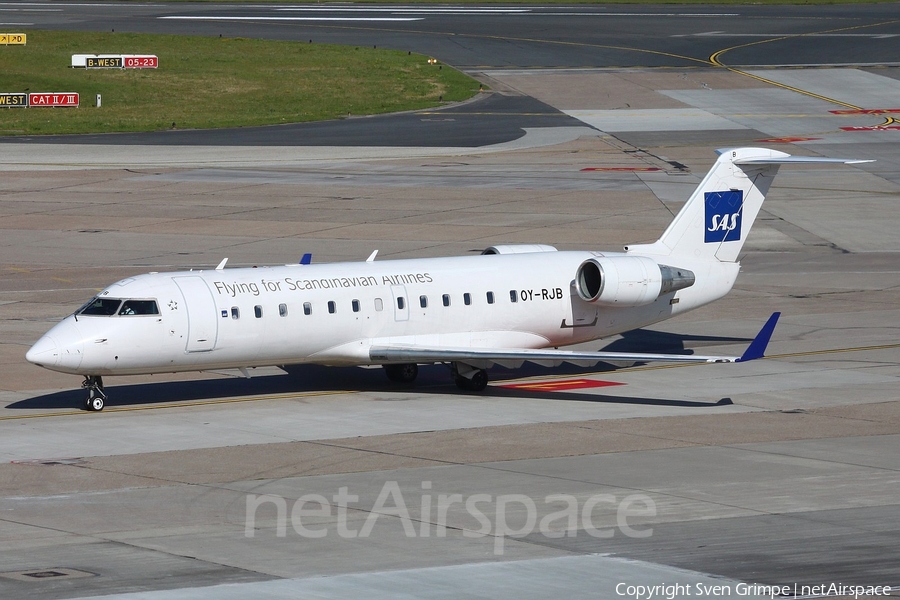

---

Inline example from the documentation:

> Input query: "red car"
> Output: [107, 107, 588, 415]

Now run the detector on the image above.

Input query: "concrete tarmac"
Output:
[2, 64, 900, 599]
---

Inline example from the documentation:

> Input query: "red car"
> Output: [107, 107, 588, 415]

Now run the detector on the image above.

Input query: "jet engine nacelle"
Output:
[575, 256, 695, 307]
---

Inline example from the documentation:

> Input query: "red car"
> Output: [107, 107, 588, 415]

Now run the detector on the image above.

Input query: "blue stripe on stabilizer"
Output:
[737, 312, 781, 362]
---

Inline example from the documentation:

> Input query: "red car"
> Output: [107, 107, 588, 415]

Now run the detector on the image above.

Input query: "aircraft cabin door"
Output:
[173, 276, 218, 352]
[390, 285, 409, 322]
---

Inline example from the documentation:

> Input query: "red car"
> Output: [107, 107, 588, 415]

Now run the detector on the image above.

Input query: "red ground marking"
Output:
[840, 126, 900, 131]
[830, 109, 900, 115]
[499, 378, 625, 392]
[755, 137, 820, 143]
[580, 167, 661, 172]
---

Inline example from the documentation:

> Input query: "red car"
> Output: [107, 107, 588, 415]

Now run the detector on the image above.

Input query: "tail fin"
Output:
[626, 148, 871, 263]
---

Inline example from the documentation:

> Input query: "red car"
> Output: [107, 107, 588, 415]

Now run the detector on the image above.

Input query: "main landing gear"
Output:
[381, 362, 489, 392]
[384, 363, 419, 384]
[451, 363, 488, 392]
[81, 375, 106, 412]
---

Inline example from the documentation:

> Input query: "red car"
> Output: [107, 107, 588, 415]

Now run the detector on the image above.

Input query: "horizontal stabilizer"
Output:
[628, 148, 872, 263]
[732, 156, 873, 165]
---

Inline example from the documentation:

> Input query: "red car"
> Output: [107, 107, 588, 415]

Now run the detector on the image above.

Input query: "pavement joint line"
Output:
[710, 18, 900, 114]
[305, 437, 771, 517]
[721, 438, 900, 475]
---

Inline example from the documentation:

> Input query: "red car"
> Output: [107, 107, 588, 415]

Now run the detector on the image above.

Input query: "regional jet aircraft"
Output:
[26, 148, 869, 411]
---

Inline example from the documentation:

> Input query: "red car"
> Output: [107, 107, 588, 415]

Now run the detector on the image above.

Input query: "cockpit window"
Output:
[78, 297, 122, 316]
[119, 300, 160, 316]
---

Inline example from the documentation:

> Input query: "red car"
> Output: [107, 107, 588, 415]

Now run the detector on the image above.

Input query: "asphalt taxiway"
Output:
[2, 3, 900, 600]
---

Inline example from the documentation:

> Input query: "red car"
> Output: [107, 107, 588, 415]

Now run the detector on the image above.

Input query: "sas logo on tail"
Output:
[704, 190, 743, 243]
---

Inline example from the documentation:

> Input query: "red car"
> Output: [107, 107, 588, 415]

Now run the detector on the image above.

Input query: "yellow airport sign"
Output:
[1, 33, 27, 45]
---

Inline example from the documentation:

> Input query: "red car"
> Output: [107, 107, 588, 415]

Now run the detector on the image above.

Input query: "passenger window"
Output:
[352, 299, 360, 313]
[254, 305, 263, 318]
[231, 307, 240, 320]
[442, 294, 450, 307]
[509, 290, 518, 303]
[79, 297, 122, 316]
[397, 297, 405, 310]
[375, 298, 384, 312]
[328, 300, 336, 314]
[486, 291, 495, 304]
[303, 302, 312, 316]
[119, 300, 159, 315]
[419, 295, 428, 308]
[463, 293, 471, 306]
[279, 303, 288, 317]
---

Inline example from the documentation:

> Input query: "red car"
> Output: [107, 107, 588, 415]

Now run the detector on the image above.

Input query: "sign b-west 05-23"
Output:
[74, 54, 158, 69]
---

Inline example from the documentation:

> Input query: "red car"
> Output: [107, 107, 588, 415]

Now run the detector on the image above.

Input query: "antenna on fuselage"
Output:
[215, 258, 228, 271]
[366, 250, 378, 263]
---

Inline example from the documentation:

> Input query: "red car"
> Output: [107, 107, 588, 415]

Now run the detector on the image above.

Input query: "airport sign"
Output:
[0, 33, 26, 45]
[73, 54, 158, 68]
[85, 56, 123, 68]
[0, 93, 28, 107]
[28, 93, 79, 107]
[124, 55, 158, 68]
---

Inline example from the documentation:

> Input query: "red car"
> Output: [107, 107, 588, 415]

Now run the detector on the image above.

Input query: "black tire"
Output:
[87, 396, 104, 411]
[469, 369, 488, 391]
[384, 363, 418, 383]
[454, 369, 488, 392]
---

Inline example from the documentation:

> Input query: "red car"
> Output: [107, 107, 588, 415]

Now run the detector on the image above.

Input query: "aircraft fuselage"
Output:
[27, 250, 737, 376]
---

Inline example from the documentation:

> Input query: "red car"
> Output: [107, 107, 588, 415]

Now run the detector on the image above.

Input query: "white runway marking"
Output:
[159, 16, 425, 23]
[676, 31, 898, 38]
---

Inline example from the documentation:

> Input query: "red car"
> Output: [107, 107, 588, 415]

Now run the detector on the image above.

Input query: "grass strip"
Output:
[0, 30, 479, 136]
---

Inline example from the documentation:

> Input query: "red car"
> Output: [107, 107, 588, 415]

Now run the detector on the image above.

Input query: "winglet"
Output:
[736, 312, 781, 362]
[300, 253, 312, 265]
[215, 258, 228, 271]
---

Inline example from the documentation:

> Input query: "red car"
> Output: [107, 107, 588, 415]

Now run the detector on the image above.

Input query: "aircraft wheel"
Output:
[469, 369, 488, 391]
[454, 369, 488, 392]
[82, 375, 106, 411]
[384, 363, 418, 383]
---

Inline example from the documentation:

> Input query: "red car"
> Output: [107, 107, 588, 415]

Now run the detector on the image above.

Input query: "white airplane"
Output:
[26, 148, 869, 411]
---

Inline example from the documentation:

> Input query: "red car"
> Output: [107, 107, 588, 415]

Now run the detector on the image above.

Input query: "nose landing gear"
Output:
[82, 375, 106, 412]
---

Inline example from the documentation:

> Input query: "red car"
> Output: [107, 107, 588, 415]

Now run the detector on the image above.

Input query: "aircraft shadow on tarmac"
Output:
[11, 330, 749, 411]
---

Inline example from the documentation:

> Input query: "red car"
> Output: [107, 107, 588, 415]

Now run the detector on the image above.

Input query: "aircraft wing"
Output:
[370, 313, 780, 368]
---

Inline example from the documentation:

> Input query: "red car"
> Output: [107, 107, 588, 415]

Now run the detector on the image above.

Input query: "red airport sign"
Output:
[124, 55, 158, 69]
[29, 93, 79, 107]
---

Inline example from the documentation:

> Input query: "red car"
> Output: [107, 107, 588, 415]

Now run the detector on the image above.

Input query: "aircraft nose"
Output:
[26, 335, 58, 367]
[26, 318, 85, 372]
